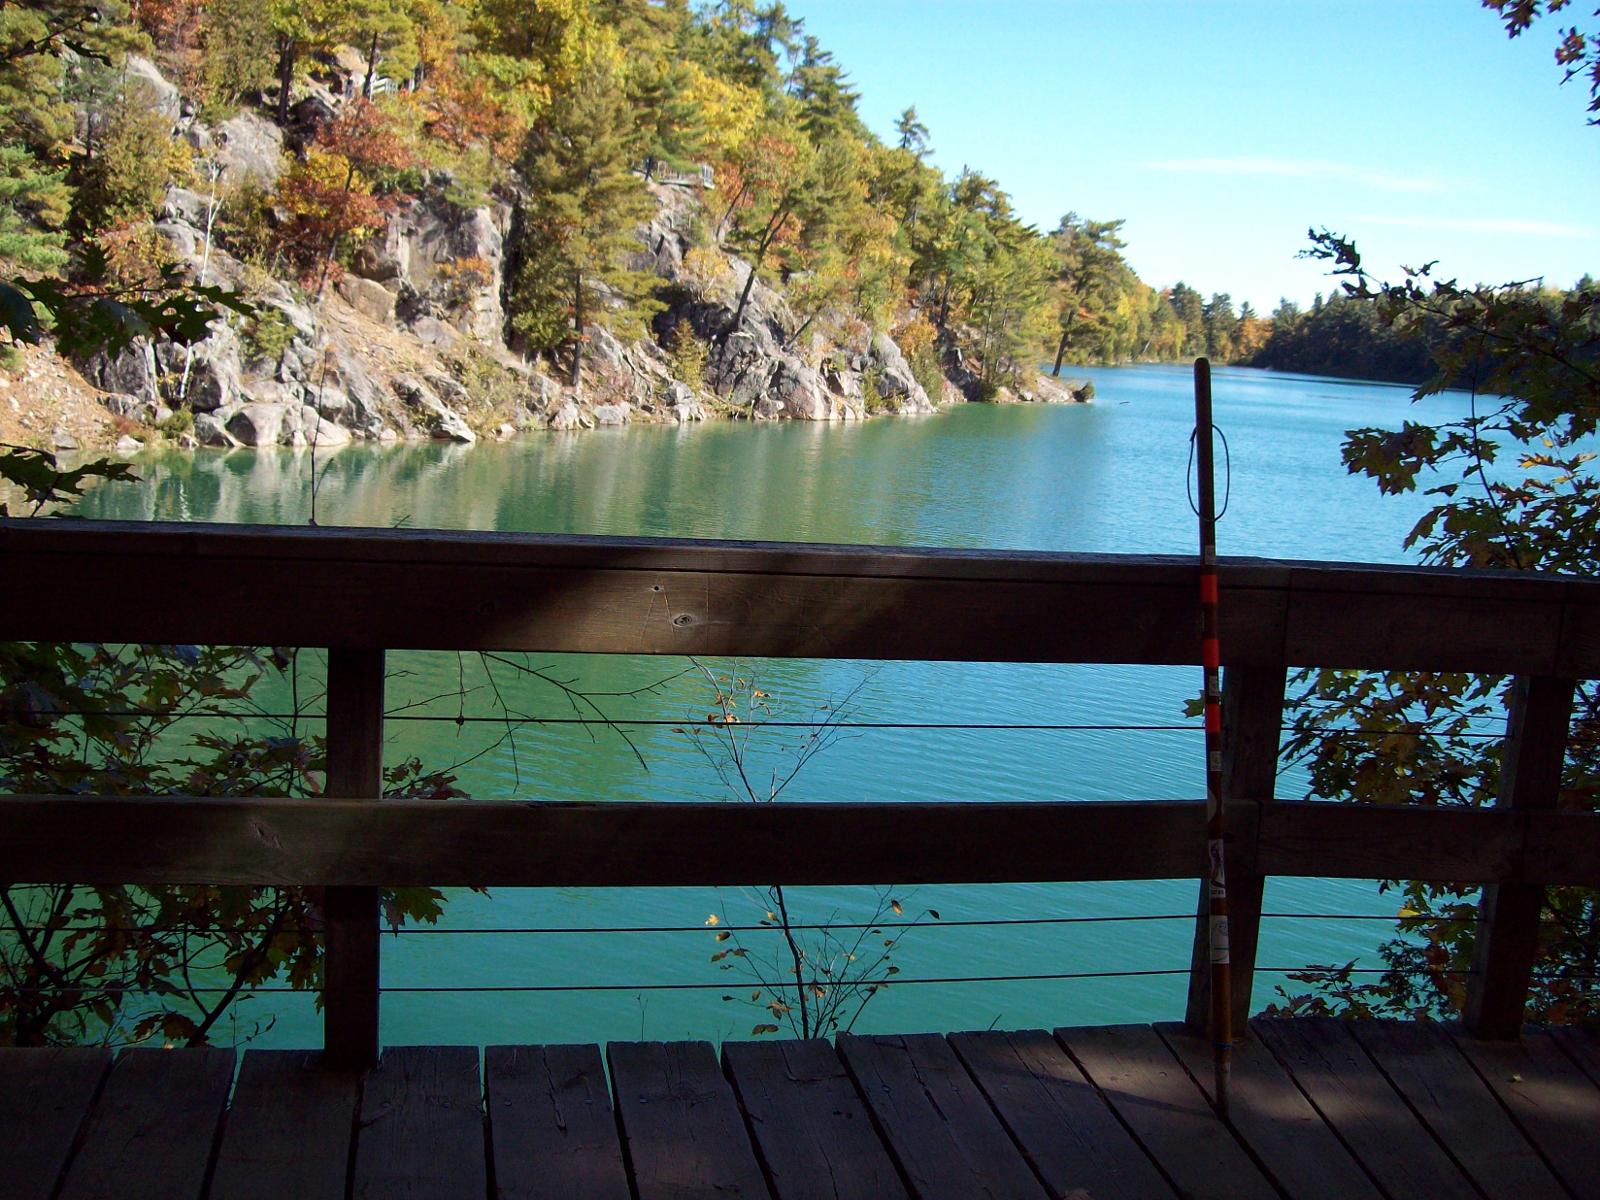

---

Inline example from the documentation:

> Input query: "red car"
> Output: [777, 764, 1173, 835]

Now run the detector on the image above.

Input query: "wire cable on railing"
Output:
[0, 911, 1490, 936]
[18, 964, 1567, 998]
[29, 707, 1514, 737]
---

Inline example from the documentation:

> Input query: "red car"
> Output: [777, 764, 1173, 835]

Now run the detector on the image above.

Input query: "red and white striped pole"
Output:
[1193, 356, 1232, 1116]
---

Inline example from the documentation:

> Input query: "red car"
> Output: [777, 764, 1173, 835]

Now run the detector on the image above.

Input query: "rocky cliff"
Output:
[37, 57, 1088, 454]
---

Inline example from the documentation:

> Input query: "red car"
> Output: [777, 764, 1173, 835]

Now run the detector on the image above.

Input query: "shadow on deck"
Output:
[6, 1018, 1598, 1200]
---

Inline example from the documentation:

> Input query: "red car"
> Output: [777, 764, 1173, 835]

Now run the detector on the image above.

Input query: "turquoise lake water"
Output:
[75, 363, 1476, 1048]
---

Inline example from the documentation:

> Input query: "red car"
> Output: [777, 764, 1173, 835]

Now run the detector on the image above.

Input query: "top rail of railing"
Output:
[3, 519, 1599, 674]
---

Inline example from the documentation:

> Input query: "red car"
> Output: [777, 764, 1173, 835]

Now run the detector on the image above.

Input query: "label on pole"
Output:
[1208, 836, 1226, 890]
[1210, 913, 1230, 964]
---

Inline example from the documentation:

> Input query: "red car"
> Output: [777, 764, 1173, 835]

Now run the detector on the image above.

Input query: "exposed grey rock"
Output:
[299, 405, 351, 446]
[591, 402, 630, 426]
[114, 435, 143, 455]
[226, 403, 286, 447]
[547, 401, 588, 431]
[161, 324, 242, 412]
[1021, 374, 1093, 403]
[193, 412, 236, 447]
[153, 220, 198, 261]
[161, 186, 211, 227]
[394, 375, 475, 442]
[214, 112, 284, 188]
[768, 357, 838, 421]
[377, 197, 508, 341]
[51, 428, 77, 450]
[336, 274, 397, 324]
[86, 343, 159, 404]
[125, 57, 181, 120]
[869, 332, 935, 413]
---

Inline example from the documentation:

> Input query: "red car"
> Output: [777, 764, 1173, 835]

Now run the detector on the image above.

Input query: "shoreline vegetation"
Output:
[8, 1, 1572, 459]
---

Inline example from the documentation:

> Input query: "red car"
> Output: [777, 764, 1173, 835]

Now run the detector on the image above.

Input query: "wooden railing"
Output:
[2, 519, 1598, 1064]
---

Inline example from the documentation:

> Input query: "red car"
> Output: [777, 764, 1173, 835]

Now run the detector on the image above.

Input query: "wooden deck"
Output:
[5, 1019, 1598, 1200]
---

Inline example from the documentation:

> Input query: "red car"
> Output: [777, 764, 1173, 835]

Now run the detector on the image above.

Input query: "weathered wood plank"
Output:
[11, 794, 1599, 890]
[722, 1038, 907, 1200]
[57, 1047, 234, 1200]
[949, 1029, 1175, 1200]
[609, 1040, 770, 1200]
[0, 797, 1231, 887]
[484, 1044, 630, 1200]
[836, 1033, 1047, 1200]
[1250, 1018, 1478, 1200]
[1255, 801, 1525, 882]
[1550, 1025, 1600, 1086]
[1186, 667, 1285, 1035]
[322, 647, 385, 1070]
[209, 1050, 361, 1200]
[0, 1048, 111, 1200]
[1453, 1029, 1600, 1199]
[351, 1046, 486, 1200]
[3, 518, 1597, 673]
[1347, 1019, 1566, 1199]
[1055, 1024, 1278, 1200]
[1154, 1022, 1380, 1200]
[1466, 677, 1576, 1038]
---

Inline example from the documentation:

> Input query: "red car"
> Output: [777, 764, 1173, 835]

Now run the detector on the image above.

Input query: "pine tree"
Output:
[509, 67, 657, 386]
[0, 145, 68, 272]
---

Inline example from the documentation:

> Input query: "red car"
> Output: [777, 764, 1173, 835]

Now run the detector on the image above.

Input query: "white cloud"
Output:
[1353, 214, 1598, 238]
[1145, 156, 1442, 194]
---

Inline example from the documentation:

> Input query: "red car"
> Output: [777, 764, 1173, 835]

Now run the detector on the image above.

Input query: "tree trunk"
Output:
[569, 273, 583, 389]
[276, 37, 296, 126]
[363, 31, 378, 99]
[1051, 329, 1069, 376]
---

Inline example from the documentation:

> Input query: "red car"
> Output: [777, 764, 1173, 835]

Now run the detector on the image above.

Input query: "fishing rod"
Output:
[1192, 356, 1232, 1117]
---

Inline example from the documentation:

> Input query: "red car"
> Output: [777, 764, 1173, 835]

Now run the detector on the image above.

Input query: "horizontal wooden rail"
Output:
[2, 796, 1596, 888]
[3, 519, 1599, 672]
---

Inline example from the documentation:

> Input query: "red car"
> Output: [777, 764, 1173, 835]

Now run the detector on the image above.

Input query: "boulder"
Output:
[114, 435, 144, 456]
[214, 112, 284, 189]
[591, 402, 630, 427]
[547, 401, 589, 431]
[394, 375, 475, 442]
[226, 403, 286, 447]
[153, 220, 199, 261]
[336, 274, 397, 324]
[193, 412, 236, 448]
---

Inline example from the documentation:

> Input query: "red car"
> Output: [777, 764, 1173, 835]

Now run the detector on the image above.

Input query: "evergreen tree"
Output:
[509, 66, 657, 386]
[0, 145, 68, 272]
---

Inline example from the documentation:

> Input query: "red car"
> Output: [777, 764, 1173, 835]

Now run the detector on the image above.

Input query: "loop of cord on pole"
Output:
[1186, 424, 1232, 521]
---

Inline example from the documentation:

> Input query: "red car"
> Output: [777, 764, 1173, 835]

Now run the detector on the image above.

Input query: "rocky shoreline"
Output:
[25, 57, 1092, 458]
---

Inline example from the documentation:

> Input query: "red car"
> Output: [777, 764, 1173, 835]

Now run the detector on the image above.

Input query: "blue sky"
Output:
[789, 0, 1600, 311]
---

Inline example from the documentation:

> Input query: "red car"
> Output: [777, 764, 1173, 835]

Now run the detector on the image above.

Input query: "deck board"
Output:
[0, 1021, 1585, 1200]
[0, 1047, 112, 1200]
[485, 1044, 632, 1200]
[838, 1032, 1048, 1200]
[609, 1039, 771, 1200]
[1550, 1025, 1600, 1085]
[1453, 1029, 1600, 1200]
[950, 1028, 1177, 1200]
[1252, 1018, 1479, 1200]
[1057, 1024, 1279, 1200]
[351, 1045, 486, 1200]
[209, 1050, 361, 1200]
[1153, 1022, 1381, 1200]
[1347, 1020, 1568, 1200]
[56, 1046, 234, 1200]
[723, 1038, 908, 1200]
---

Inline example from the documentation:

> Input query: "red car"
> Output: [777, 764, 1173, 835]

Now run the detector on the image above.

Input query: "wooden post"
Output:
[1464, 675, 1575, 1039]
[322, 647, 385, 1070]
[1186, 667, 1285, 1036]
